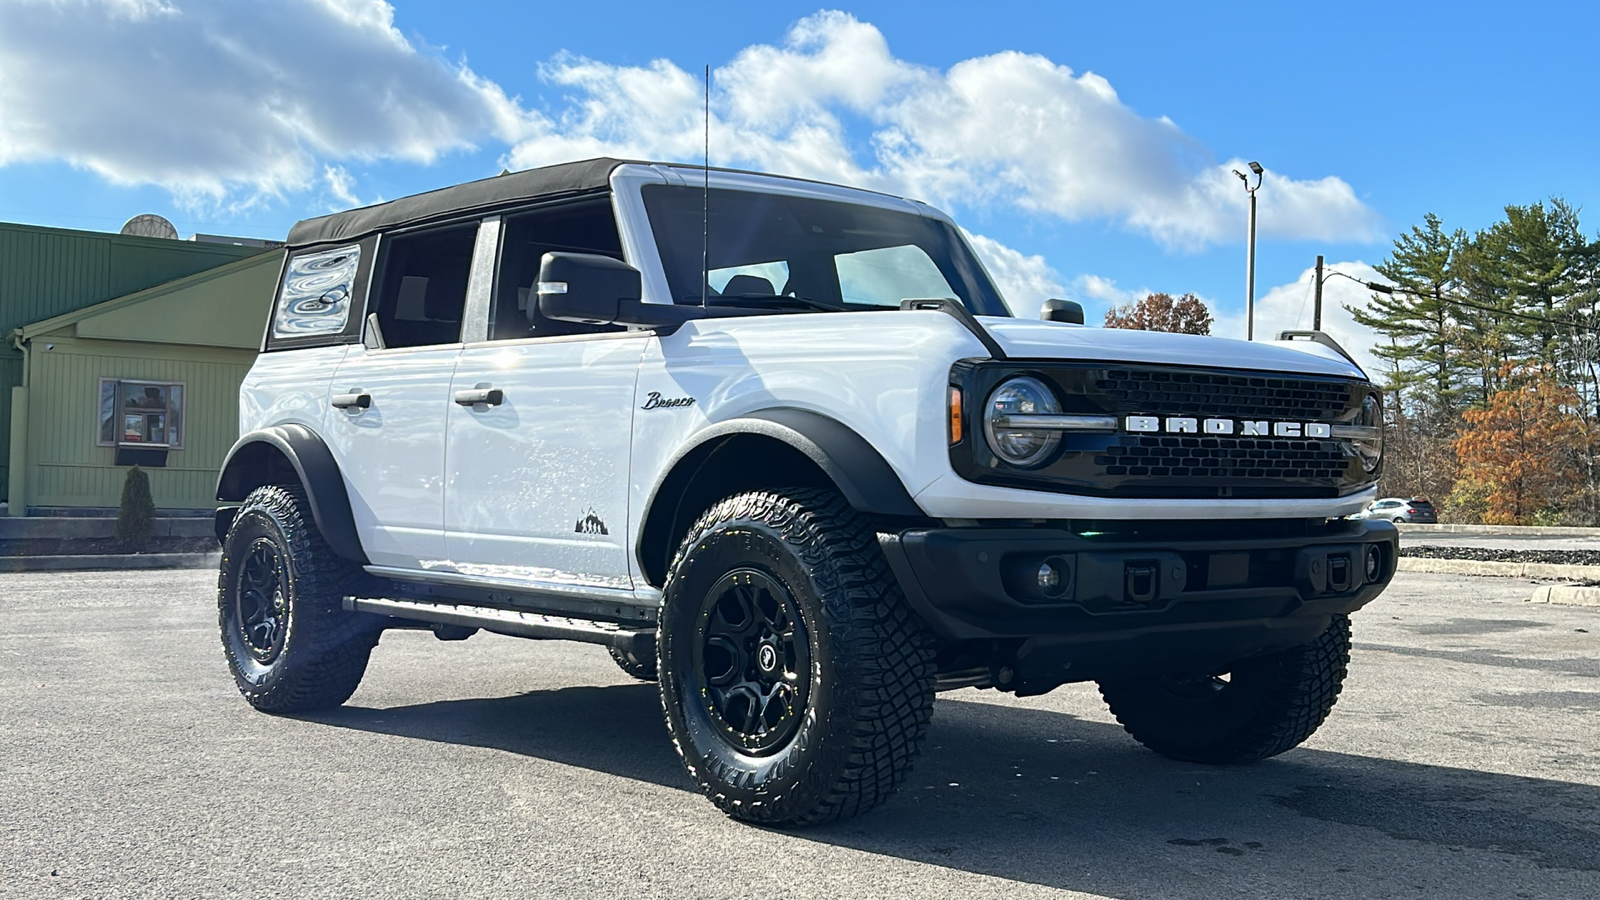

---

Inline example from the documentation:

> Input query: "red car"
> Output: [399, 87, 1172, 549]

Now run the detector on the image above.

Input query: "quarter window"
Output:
[272, 245, 360, 339]
[98, 379, 184, 449]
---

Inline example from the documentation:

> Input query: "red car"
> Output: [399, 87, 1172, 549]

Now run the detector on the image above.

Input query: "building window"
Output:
[98, 379, 184, 449]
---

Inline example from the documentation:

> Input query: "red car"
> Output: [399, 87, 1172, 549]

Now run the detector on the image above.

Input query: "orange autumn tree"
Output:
[1454, 370, 1586, 524]
[1103, 292, 1213, 335]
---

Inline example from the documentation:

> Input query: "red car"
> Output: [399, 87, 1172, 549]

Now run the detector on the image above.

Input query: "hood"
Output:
[978, 317, 1367, 381]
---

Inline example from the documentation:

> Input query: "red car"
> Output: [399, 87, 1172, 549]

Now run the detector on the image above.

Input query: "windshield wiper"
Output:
[693, 293, 849, 313]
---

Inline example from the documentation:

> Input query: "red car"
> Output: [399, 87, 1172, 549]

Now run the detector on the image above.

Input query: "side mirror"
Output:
[1041, 298, 1084, 325]
[537, 252, 702, 328]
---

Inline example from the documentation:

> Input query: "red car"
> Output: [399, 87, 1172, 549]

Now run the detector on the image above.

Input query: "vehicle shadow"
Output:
[304, 683, 1600, 896]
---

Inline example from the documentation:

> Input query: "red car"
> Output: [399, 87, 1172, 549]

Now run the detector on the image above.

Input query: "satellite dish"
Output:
[120, 214, 179, 240]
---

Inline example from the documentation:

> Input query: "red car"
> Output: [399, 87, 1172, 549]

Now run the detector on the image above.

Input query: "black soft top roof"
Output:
[286, 157, 628, 247]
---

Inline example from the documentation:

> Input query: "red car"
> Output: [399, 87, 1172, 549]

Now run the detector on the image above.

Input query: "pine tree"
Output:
[1347, 213, 1473, 420]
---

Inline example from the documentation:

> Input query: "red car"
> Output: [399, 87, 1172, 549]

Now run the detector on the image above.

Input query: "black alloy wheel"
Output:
[658, 488, 936, 826]
[218, 484, 380, 712]
[233, 539, 289, 663]
[694, 567, 811, 755]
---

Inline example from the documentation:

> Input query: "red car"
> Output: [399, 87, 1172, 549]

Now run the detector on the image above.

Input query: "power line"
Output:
[1328, 270, 1600, 334]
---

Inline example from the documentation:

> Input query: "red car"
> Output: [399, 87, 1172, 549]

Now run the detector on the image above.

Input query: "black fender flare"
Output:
[215, 424, 369, 564]
[636, 408, 925, 582]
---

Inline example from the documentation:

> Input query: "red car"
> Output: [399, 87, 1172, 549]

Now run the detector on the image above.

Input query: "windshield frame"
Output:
[608, 164, 1013, 319]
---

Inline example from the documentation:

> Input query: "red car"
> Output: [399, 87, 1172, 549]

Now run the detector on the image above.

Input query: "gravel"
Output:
[1399, 545, 1600, 567]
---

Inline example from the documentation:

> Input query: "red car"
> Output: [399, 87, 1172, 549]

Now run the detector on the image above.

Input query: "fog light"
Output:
[1364, 545, 1383, 582]
[1037, 556, 1070, 598]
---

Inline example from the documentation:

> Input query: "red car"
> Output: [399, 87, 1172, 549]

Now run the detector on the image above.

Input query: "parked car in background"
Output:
[1356, 497, 1437, 523]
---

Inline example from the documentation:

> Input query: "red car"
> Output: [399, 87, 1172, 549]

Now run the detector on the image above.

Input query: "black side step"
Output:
[345, 596, 655, 657]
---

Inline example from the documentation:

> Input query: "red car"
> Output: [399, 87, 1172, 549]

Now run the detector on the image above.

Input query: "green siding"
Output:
[27, 340, 252, 510]
[0, 222, 262, 508]
[0, 222, 259, 339]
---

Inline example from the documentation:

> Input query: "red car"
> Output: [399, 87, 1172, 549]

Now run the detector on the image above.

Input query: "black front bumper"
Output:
[879, 518, 1398, 690]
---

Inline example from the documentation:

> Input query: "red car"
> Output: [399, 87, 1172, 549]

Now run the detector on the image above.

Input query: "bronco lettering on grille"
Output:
[1124, 416, 1332, 438]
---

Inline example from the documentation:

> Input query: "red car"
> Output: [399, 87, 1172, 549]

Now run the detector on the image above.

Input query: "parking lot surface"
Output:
[3, 568, 1598, 899]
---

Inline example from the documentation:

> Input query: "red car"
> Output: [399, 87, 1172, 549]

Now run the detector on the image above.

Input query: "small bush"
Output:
[113, 466, 156, 551]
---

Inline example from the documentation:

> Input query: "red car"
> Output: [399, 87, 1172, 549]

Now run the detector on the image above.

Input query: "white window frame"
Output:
[97, 378, 186, 450]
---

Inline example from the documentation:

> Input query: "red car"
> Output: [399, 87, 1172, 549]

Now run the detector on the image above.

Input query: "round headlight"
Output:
[1354, 392, 1383, 474]
[983, 376, 1062, 467]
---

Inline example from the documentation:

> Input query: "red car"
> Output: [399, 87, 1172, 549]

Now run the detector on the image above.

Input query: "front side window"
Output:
[491, 199, 624, 340]
[642, 185, 1010, 317]
[98, 379, 184, 448]
[272, 244, 360, 339]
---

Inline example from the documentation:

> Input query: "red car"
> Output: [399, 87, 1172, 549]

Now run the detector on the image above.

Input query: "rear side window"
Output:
[370, 223, 478, 348]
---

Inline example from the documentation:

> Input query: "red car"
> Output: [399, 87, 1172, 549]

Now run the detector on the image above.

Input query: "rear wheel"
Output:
[608, 645, 657, 681]
[658, 488, 936, 826]
[1098, 614, 1351, 764]
[218, 484, 380, 712]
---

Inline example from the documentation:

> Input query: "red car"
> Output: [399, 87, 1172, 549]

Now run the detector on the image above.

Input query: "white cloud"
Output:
[0, 5, 1379, 248]
[963, 231, 1066, 317]
[1212, 261, 1389, 376]
[508, 11, 1380, 249]
[321, 165, 362, 209]
[0, 0, 524, 203]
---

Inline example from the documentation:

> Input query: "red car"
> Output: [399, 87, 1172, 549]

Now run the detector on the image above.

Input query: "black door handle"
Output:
[454, 387, 504, 407]
[331, 392, 371, 410]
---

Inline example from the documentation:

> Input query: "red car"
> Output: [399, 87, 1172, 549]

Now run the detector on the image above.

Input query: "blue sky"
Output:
[2, 0, 1596, 367]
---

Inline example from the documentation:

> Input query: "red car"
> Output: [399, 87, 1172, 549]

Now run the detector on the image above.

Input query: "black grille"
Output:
[1096, 436, 1349, 481]
[951, 360, 1377, 500]
[1096, 369, 1354, 420]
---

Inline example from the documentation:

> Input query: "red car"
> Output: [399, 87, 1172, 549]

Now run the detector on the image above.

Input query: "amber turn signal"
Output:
[949, 386, 963, 444]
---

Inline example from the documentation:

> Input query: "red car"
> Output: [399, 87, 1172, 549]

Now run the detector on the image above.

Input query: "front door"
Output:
[444, 334, 647, 589]
[442, 200, 646, 591]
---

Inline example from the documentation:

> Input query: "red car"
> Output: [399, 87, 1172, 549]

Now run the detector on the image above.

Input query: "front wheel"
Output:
[658, 488, 936, 826]
[1098, 614, 1352, 764]
[218, 484, 380, 712]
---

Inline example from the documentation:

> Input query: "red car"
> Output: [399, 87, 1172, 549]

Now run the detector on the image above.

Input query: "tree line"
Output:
[1347, 200, 1598, 524]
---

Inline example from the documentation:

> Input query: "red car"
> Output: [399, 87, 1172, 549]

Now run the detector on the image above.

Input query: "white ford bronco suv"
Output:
[216, 158, 1396, 826]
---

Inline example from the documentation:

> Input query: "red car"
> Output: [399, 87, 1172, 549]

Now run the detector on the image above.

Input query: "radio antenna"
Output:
[701, 63, 710, 310]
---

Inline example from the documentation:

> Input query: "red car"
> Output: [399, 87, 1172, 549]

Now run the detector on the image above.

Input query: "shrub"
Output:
[113, 466, 156, 551]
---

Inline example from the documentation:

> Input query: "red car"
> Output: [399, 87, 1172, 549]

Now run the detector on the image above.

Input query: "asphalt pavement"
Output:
[3, 568, 1599, 899]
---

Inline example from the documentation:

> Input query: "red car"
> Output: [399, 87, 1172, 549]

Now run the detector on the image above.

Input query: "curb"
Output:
[0, 552, 220, 573]
[1396, 557, 1600, 581]
[1529, 585, 1600, 607]
[1399, 523, 1600, 536]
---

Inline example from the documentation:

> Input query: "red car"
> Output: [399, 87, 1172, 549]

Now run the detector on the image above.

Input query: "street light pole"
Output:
[1234, 161, 1265, 340]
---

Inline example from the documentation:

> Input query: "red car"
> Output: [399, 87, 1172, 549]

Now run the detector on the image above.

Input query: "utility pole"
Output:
[1234, 162, 1264, 339]
[1314, 255, 1324, 331]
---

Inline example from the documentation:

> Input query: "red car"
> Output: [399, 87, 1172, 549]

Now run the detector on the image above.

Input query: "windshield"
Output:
[642, 184, 1011, 317]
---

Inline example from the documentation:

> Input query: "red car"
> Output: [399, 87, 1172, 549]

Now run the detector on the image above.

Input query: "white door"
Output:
[325, 220, 479, 569]
[443, 334, 648, 589]
[326, 346, 460, 568]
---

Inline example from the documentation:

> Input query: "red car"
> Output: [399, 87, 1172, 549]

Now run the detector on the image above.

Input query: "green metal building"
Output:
[2, 222, 278, 515]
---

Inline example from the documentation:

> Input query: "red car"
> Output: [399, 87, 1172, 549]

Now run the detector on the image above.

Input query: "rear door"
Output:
[325, 221, 479, 570]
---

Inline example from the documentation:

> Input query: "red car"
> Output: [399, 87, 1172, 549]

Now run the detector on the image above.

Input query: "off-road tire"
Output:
[1098, 614, 1352, 764]
[658, 488, 936, 826]
[608, 645, 658, 681]
[218, 484, 380, 713]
